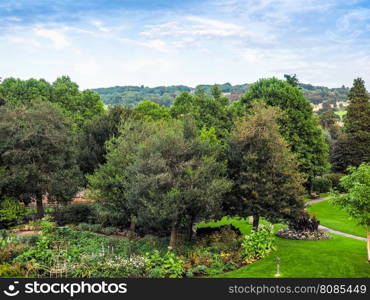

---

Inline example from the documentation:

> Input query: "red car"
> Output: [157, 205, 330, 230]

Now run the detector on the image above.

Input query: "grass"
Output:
[201, 217, 369, 278]
[218, 235, 369, 278]
[307, 200, 367, 238]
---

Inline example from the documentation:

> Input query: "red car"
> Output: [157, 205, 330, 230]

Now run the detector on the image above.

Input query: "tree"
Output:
[79, 105, 138, 176]
[134, 100, 171, 121]
[0, 76, 105, 129]
[343, 78, 370, 167]
[0, 101, 82, 217]
[89, 118, 231, 246]
[240, 78, 329, 188]
[284, 74, 299, 88]
[170, 86, 235, 140]
[332, 163, 370, 261]
[228, 103, 306, 228]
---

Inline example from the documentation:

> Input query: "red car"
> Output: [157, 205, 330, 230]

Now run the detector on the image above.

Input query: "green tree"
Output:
[343, 78, 370, 167]
[284, 74, 299, 87]
[228, 103, 306, 228]
[0, 76, 105, 129]
[170, 86, 234, 140]
[240, 78, 329, 188]
[79, 105, 138, 176]
[0, 101, 82, 217]
[89, 118, 231, 246]
[332, 163, 370, 260]
[134, 100, 171, 121]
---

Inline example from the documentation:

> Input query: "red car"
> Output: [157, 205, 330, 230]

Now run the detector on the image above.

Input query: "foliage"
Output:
[0, 198, 28, 229]
[312, 176, 332, 193]
[145, 249, 184, 278]
[240, 78, 329, 182]
[0, 101, 82, 217]
[288, 211, 320, 232]
[78, 105, 137, 176]
[322, 173, 345, 192]
[227, 103, 306, 226]
[55, 203, 96, 225]
[336, 79, 370, 171]
[0, 76, 105, 129]
[134, 100, 171, 121]
[241, 224, 276, 262]
[332, 163, 370, 227]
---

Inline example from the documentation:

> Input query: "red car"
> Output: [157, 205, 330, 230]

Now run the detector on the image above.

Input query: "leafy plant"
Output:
[145, 249, 184, 278]
[241, 224, 276, 262]
[0, 198, 27, 229]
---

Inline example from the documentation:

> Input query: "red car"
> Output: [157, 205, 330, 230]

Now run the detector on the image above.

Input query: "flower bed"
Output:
[276, 228, 331, 240]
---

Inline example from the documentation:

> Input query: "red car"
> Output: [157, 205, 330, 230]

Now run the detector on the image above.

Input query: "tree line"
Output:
[0, 75, 369, 246]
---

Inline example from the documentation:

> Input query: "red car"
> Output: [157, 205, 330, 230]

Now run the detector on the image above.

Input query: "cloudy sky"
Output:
[1, 0, 370, 89]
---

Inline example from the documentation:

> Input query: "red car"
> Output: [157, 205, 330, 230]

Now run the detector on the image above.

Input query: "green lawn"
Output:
[201, 217, 369, 278]
[218, 235, 369, 278]
[308, 200, 367, 238]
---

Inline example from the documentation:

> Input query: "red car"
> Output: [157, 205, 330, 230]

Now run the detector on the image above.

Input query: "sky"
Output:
[1, 0, 370, 89]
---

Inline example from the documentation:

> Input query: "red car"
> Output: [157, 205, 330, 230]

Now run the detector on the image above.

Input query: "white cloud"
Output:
[34, 28, 70, 49]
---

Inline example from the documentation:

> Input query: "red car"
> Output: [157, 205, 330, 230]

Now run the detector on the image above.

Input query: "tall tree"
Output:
[240, 78, 329, 188]
[0, 101, 82, 217]
[228, 103, 306, 228]
[343, 78, 370, 167]
[79, 105, 137, 176]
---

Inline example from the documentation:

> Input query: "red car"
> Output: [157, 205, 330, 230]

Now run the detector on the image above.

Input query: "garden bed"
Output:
[276, 228, 331, 240]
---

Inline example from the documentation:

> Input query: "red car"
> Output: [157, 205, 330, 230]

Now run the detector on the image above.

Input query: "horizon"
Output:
[1, 0, 370, 89]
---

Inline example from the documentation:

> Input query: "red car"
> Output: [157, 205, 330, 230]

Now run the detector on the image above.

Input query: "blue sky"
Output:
[1, 0, 370, 89]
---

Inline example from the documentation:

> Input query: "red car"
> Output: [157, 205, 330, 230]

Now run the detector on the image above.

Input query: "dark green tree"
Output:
[344, 78, 370, 167]
[240, 78, 329, 188]
[0, 101, 82, 217]
[79, 105, 137, 176]
[228, 103, 306, 228]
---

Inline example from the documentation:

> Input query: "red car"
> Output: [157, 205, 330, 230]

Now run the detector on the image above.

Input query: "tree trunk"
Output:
[36, 197, 44, 219]
[129, 216, 136, 233]
[187, 216, 194, 241]
[169, 222, 177, 248]
[252, 215, 260, 230]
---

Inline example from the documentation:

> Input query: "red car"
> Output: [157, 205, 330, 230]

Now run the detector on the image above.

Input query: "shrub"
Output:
[288, 211, 320, 232]
[55, 203, 96, 225]
[196, 228, 241, 252]
[0, 198, 28, 229]
[76, 223, 103, 233]
[241, 224, 276, 262]
[95, 209, 128, 228]
[312, 176, 332, 193]
[322, 173, 346, 192]
[145, 249, 184, 278]
[0, 263, 29, 277]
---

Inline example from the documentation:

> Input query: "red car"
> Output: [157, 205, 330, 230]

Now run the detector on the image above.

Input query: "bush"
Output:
[55, 203, 96, 225]
[312, 176, 332, 193]
[145, 249, 184, 278]
[0, 198, 28, 229]
[0, 263, 29, 277]
[241, 224, 276, 262]
[76, 223, 103, 233]
[196, 228, 241, 252]
[95, 209, 128, 228]
[322, 173, 346, 192]
[288, 211, 320, 232]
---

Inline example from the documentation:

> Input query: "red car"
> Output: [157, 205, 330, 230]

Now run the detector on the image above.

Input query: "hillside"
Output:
[93, 82, 349, 107]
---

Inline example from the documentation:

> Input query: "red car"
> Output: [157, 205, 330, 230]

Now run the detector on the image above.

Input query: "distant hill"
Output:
[93, 82, 349, 108]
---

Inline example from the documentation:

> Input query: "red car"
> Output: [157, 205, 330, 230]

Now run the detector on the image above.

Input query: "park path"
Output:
[306, 196, 367, 242]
